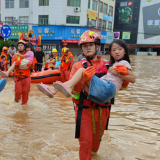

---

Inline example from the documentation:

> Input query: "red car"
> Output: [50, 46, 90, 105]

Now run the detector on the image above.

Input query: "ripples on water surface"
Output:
[0, 55, 160, 160]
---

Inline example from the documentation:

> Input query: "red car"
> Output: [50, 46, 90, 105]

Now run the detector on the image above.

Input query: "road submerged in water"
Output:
[0, 55, 160, 160]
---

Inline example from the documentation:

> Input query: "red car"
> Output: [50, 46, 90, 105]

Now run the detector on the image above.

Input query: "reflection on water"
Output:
[0, 55, 160, 160]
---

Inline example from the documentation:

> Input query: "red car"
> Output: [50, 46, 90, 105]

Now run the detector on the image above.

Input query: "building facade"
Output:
[137, 0, 160, 55]
[1, 0, 115, 56]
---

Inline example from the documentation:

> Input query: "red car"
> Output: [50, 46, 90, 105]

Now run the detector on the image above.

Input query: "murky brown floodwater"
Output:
[0, 55, 160, 160]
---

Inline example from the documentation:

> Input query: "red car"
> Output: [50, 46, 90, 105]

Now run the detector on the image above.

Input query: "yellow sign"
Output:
[86, 9, 98, 20]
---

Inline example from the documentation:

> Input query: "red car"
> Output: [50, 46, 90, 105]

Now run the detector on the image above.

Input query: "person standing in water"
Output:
[12, 40, 34, 105]
[37, 31, 130, 160]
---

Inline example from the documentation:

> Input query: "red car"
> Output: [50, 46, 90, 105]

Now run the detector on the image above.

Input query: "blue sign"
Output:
[101, 30, 107, 44]
[1, 25, 12, 38]
[32, 26, 90, 41]
[103, 15, 113, 22]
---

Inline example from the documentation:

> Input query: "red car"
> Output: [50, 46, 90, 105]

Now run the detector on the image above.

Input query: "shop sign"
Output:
[114, 32, 120, 39]
[106, 32, 114, 44]
[86, 9, 98, 20]
[122, 32, 131, 40]
[61, 40, 79, 43]
[103, 15, 113, 22]
[9, 25, 28, 39]
[101, 30, 107, 44]
[143, 3, 160, 39]
[32, 26, 90, 41]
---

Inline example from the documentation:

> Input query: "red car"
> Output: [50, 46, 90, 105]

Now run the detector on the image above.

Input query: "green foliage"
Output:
[0, 39, 17, 53]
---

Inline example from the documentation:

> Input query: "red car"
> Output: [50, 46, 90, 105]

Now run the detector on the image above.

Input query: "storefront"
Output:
[32, 26, 90, 56]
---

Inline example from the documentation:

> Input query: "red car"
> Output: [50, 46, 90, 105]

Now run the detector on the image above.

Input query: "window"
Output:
[67, 0, 80, 7]
[100, 2, 103, 12]
[91, 19, 96, 27]
[108, 22, 112, 32]
[103, 3, 107, 14]
[109, 6, 113, 16]
[88, 0, 90, 9]
[39, 15, 49, 25]
[39, 0, 49, 6]
[19, 16, 28, 24]
[20, 0, 29, 8]
[5, 17, 13, 25]
[102, 20, 106, 31]
[87, 18, 89, 26]
[98, 19, 102, 29]
[92, 0, 97, 11]
[66, 16, 80, 24]
[5, 0, 14, 8]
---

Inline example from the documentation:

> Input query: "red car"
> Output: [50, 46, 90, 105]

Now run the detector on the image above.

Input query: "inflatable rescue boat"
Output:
[9, 69, 61, 84]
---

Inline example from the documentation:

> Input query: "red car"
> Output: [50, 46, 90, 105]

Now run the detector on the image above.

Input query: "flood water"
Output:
[0, 55, 160, 160]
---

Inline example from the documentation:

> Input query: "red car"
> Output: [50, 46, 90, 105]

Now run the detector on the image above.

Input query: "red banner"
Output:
[61, 40, 79, 43]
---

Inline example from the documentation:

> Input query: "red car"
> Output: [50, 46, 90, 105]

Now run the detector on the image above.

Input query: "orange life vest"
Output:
[53, 55, 58, 67]
[61, 52, 73, 70]
[54, 55, 58, 61]
[0, 52, 8, 61]
[14, 54, 31, 76]
[33, 57, 37, 64]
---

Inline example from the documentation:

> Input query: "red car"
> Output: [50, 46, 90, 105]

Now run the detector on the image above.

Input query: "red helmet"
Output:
[2, 46, 8, 52]
[79, 30, 100, 45]
[62, 47, 69, 55]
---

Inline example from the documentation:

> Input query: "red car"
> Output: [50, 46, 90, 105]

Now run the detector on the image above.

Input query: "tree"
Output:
[0, 39, 17, 53]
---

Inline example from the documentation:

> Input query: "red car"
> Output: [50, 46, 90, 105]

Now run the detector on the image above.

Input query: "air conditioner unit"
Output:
[14, 21, 18, 25]
[74, 7, 81, 12]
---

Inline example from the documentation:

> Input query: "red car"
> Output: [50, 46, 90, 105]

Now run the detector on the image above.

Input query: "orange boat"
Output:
[9, 70, 61, 84]
[31, 69, 61, 83]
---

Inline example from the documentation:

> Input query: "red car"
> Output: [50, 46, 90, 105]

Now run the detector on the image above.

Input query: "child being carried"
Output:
[1, 48, 34, 77]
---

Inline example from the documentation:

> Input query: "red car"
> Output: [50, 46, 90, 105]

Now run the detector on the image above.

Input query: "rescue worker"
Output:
[0, 46, 12, 71]
[36, 31, 129, 160]
[12, 40, 34, 105]
[51, 48, 59, 62]
[69, 31, 112, 159]
[60, 47, 73, 83]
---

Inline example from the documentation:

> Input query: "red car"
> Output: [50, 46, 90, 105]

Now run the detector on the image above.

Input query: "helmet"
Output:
[52, 48, 57, 53]
[79, 30, 100, 45]
[17, 40, 26, 46]
[62, 47, 69, 53]
[2, 46, 8, 52]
